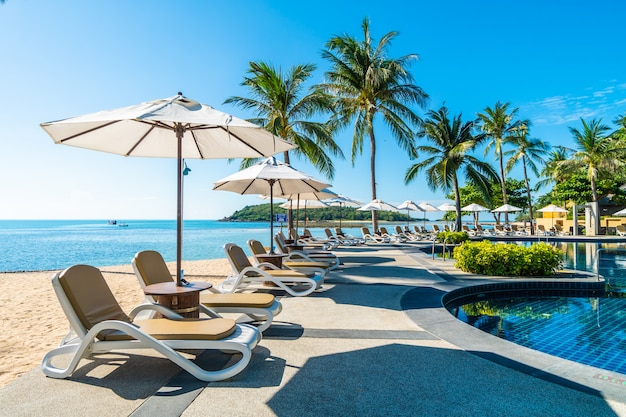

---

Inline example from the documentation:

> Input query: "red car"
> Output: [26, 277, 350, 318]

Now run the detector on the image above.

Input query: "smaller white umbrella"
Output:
[417, 202, 440, 228]
[537, 204, 568, 214]
[462, 203, 490, 228]
[613, 208, 626, 216]
[397, 200, 424, 227]
[280, 199, 329, 230]
[358, 199, 398, 212]
[537, 204, 568, 229]
[326, 195, 363, 229]
[437, 202, 457, 211]
[491, 204, 522, 213]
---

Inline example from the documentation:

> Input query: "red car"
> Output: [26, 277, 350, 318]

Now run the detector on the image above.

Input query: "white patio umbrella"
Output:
[491, 204, 523, 213]
[40, 93, 294, 285]
[613, 207, 626, 216]
[325, 195, 363, 230]
[262, 188, 337, 232]
[537, 204, 568, 229]
[358, 199, 398, 212]
[396, 200, 424, 228]
[280, 199, 329, 230]
[461, 203, 491, 228]
[213, 156, 331, 253]
[417, 202, 440, 228]
[437, 202, 457, 212]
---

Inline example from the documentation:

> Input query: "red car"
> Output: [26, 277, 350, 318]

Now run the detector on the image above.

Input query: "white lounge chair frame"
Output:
[132, 250, 282, 332]
[274, 233, 340, 270]
[220, 243, 323, 297]
[42, 265, 260, 382]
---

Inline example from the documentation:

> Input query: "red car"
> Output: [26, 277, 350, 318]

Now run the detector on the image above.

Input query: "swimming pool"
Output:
[446, 241, 626, 375]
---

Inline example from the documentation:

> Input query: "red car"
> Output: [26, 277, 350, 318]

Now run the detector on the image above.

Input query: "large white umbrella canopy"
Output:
[492, 204, 523, 213]
[213, 156, 331, 252]
[40, 93, 295, 285]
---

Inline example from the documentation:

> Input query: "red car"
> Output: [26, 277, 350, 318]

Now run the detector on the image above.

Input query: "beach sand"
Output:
[0, 258, 232, 388]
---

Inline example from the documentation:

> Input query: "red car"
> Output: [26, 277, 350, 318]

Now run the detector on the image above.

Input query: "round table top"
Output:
[256, 253, 287, 258]
[143, 281, 212, 295]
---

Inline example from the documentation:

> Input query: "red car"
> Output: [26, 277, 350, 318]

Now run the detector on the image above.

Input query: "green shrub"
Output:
[436, 231, 469, 244]
[453, 241, 563, 276]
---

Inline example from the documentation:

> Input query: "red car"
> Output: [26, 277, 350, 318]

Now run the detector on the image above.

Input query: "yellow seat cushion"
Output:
[102, 318, 236, 341]
[200, 293, 275, 308]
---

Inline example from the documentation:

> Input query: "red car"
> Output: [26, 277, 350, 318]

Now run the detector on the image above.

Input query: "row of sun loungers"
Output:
[43, 230, 347, 384]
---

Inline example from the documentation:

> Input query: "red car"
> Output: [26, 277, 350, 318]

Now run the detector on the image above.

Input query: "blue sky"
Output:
[1, 1, 625, 220]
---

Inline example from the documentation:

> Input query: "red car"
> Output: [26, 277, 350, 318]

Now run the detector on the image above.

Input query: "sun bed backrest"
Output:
[324, 228, 333, 238]
[274, 234, 287, 253]
[56, 265, 131, 338]
[225, 243, 256, 274]
[247, 239, 267, 257]
[133, 250, 174, 288]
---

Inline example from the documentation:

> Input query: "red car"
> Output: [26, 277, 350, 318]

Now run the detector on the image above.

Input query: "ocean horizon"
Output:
[0, 218, 478, 273]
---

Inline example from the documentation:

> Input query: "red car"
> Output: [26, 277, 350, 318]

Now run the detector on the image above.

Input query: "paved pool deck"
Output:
[1, 242, 625, 416]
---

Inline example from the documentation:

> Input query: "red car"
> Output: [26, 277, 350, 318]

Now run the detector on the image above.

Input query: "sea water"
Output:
[0, 220, 314, 272]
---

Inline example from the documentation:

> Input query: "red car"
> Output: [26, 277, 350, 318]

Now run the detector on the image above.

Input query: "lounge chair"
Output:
[247, 239, 331, 279]
[274, 232, 340, 270]
[324, 228, 362, 246]
[537, 225, 554, 236]
[394, 225, 420, 241]
[290, 228, 337, 250]
[132, 250, 282, 332]
[42, 264, 260, 382]
[360, 227, 391, 243]
[220, 243, 323, 297]
[461, 225, 476, 236]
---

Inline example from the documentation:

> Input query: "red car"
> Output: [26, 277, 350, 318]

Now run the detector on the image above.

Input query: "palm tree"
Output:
[225, 61, 342, 176]
[559, 118, 626, 233]
[477, 101, 522, 223]
[404, 106, 498, 232]
[536, 146, 571, 191]
[320, 18, 428, 231]
[225, 61, 343, 230]
[504, 122, 550, 234]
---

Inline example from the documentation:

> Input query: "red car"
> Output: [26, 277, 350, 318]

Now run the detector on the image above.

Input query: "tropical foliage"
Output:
[319, 18, 428, 231]
[454, 241, 563, 276]
[405, 106, 498, 231]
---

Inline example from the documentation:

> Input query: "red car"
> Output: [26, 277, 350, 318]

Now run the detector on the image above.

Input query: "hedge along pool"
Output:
[446, 241, 626, 376]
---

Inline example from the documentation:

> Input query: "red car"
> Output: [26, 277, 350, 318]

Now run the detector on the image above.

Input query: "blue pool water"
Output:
[450, 241, 626, 375]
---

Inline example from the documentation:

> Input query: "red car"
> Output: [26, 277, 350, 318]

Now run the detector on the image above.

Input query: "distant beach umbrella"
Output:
[325, 195, 363, 229]
[280, 199, 329, 230]
[396, 200, 424, 227]
[40, 93, 294, 285]
[358, 199, 398, 212]
[491, 204, 523, 213]
[213, 156, 331, 253]
[461, 203, 490, 228]
[537, 204, 568, 229]
[613, 208, 626, 216]
[437, 202, 457, 212]
[417, 202, 440, 227]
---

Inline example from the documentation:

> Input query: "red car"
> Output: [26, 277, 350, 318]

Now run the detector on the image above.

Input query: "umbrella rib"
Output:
[211, 125, 272, 157]
[190, 130, 205, 158]
[126, 124, 157, 156]
[56, 120, 121, 143]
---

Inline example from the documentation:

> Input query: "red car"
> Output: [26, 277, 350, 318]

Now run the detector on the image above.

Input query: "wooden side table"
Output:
[255, 253, 286, 269]
[143, 281, 212, 318]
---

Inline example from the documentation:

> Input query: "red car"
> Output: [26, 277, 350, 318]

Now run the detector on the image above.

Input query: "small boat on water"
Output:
[118, 223, 128, 227]
[107, 220, 117, 225]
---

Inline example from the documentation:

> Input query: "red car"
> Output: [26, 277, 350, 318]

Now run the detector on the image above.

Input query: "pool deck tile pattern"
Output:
[1, 242, 626, 416]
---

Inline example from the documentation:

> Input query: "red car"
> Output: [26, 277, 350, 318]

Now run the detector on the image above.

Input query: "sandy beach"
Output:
[0, 258, 232, 388]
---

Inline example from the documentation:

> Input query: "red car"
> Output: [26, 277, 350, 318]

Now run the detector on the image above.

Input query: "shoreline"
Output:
[0, 257, 232, 388]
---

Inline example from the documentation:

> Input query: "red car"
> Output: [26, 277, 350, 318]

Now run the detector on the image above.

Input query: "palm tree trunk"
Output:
[370, 129, 379, 232]
[499, 149, 508, 223]
[453, 175, 462, 232]
[522, 157, 534, 235]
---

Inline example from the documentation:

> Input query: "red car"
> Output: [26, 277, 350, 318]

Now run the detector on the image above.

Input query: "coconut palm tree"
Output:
[477, 101, 523, 223]
[504, 122, 550, 234]
[320, 18, 428, 231]
[559, 118, 626, 233]
[404, 106, 498, 232]
[225, 61, 342, 177]
[536, 146, 571, 191]
[225, 61, 343, 230]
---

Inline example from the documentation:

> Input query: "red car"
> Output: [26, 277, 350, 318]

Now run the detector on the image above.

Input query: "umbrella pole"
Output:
[175, 125, 184, 286]
[269, 180, 275, 254]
